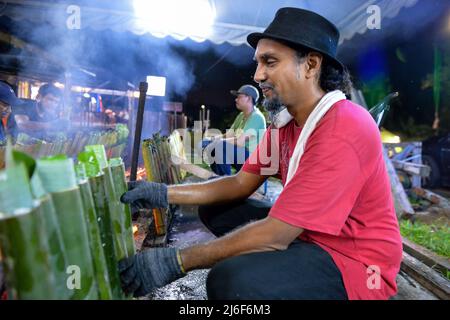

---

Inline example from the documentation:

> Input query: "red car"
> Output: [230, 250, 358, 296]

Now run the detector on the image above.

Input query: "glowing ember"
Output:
[125, 166, 147, 181]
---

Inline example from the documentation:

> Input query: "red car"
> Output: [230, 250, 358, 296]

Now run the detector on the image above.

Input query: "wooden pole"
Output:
[130, 82, 148, 182]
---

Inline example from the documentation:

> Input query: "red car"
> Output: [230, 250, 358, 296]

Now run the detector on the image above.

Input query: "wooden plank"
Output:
[401, 252, 450, 300]
[384, 148, 415, 217]
[412, 188, 450, 210]
[392, 160, 430, 177]
[171, 154, 217, 180]
[402, 237, 450, 277]
[392, 271, 438, 300]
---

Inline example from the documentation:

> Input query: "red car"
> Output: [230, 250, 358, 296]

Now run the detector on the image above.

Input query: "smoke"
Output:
[2, 2, 261, 146]
[153, 44, 196, 100]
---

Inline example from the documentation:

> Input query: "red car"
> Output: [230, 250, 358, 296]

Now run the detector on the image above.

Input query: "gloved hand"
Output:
[118, 247, 186, 297]
[120, 181, 168, 211]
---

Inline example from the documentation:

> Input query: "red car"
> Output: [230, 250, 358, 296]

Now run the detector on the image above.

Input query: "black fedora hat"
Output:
[247, 7, 344, 71]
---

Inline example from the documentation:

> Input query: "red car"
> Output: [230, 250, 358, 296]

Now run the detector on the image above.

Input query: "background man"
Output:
[14, 83, 68, 139]
[204, 84, 266, 175]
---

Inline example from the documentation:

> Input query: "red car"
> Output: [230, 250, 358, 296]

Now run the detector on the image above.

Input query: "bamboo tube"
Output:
[152, 208, 166, 236]
[85, 145, 128, 260]
[8, 149, 70, 299]
[0, 204, 57, 300]
[37, 156, 98, 300]
[83, 146, 128, 298]
[142, 140, 154, 182]
[76, 161, 113, 299]
[88, 174, 123, 300]
[78, 179, 113, 300]
[109, 158, 136, 258]
[0, 163, 56, 299]
[102, 165, 127, 260]
[35, 195, 71, 299]
[32, 174, 70, 299]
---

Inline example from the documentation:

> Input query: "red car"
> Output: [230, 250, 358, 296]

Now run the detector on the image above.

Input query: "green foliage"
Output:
[397, 116, 435, 141]
[400, 219, 450, 259]
[362, 77, 392, 109]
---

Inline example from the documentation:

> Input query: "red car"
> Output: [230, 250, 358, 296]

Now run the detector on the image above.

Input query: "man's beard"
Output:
[262, 93, 286, 125]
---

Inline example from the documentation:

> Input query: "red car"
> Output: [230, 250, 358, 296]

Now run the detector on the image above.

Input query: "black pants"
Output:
[198, 199, 348, 300]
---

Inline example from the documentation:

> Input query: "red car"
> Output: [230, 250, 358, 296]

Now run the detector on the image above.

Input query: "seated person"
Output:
[204, 85, 266, 176]
[0, 82, 22, 141]
[14, 83, 68, 140]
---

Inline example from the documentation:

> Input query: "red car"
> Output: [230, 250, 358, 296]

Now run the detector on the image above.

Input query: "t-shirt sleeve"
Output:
[269, 135, 366, 236]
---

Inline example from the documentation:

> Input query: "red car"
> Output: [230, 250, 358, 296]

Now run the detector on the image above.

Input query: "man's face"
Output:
[38, 93, 61, 115]
[0, 101, 11, 117]
[253, 38, 307, 118]
[235, 94, 251, 111]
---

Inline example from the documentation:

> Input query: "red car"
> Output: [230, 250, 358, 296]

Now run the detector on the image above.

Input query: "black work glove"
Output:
[120, 181, 169, 211]
[118, 248, 186, 297]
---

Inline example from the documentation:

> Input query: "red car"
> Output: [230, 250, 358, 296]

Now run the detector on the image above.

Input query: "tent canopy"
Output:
[1, 0, 420, 45]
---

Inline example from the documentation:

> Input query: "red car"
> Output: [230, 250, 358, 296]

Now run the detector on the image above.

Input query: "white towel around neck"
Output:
[272, 90, 346, 186]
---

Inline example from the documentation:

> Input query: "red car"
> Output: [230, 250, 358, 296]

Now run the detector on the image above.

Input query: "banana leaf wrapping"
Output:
[0, 159, 56, 299]
[78, 179, 113, 300]
[30, 161, 71, 300]
[109, 158, 136, 258]
[74, 162, 112, 300]
[85, 145, 127, 260]
[103, 166, 128, 260]
[88, 174, 123, 299]
[79, 149, 123, 299]
[0, 204, 56, 300]
[37, 156, 98, 300]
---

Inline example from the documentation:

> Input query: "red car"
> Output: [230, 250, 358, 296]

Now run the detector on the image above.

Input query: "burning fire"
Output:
[125, 166, 147, 181]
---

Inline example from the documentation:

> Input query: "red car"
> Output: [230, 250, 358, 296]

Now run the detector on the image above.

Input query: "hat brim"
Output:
[230, 90, 241, 97]
[247, 32, 345, 71]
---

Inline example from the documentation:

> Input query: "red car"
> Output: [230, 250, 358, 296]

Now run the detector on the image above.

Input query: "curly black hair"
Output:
[295, 50, 352, 96]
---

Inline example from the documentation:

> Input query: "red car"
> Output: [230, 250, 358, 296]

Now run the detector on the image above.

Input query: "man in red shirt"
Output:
[119, 8, 403, 300]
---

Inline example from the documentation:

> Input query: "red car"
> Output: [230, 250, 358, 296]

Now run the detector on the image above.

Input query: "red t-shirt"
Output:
[242, 100, 403, 300]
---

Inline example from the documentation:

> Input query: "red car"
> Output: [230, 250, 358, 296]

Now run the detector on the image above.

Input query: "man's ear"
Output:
[304, 52, 323, 80]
